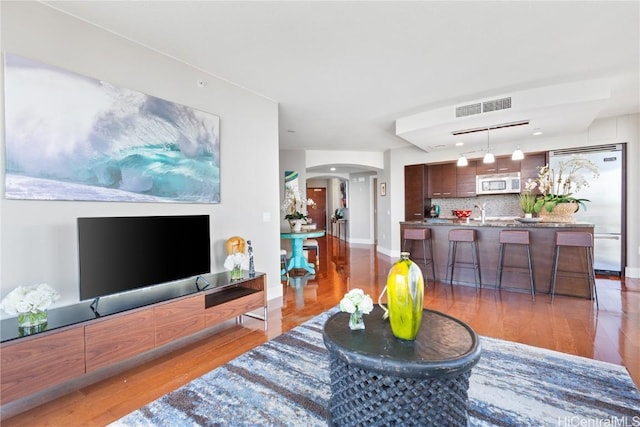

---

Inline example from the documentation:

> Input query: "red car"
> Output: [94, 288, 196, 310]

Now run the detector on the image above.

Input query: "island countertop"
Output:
[401, 219, 595, 228]
[400, 220, 595, 299]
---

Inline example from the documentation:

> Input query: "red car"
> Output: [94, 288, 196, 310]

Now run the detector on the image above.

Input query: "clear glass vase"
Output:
[230, 265, 243, 281]
[349, 309, 365, 330]
[17, 309, 48, 335]
[18, 309, 47, 328]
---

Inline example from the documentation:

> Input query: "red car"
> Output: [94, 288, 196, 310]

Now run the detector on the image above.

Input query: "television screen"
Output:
[78, 215, 211, 301]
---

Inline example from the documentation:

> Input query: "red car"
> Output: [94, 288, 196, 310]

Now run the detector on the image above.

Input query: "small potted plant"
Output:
[518, 192, 537, 218]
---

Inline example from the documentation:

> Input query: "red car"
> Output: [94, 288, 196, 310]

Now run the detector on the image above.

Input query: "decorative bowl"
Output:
[452, 209, 473, 219]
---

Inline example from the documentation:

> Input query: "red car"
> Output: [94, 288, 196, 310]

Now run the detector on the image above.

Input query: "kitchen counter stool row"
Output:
[401, 222, 597, 304]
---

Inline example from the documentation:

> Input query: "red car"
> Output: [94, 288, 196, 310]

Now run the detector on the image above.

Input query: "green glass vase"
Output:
[380, 252, 424, 340]
[231, 265, 243, 281]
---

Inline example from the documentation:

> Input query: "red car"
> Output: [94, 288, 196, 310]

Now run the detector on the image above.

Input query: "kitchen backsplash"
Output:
[431, 194, 522, 218]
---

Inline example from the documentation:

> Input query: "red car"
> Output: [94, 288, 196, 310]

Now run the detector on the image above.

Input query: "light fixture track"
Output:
[451, 120, 530, 136]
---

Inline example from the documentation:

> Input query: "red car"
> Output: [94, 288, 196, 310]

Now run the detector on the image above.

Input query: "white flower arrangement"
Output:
[0, 283, 60, 315]
[525, 158, 600, 213]
[281, 184, 316, 221]
[224, 252, 248, 270]
[339, 289, 374, 315]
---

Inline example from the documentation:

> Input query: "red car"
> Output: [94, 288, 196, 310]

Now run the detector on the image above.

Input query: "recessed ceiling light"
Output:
[455, 142, 464, 146]
[330, 167, 336, 171]
[532, 128, 543, 136]
[287, 130, 296, 133]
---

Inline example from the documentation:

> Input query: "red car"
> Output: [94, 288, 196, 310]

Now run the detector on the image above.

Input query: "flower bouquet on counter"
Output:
[0, 283, 60, 328]
[525, 158, 599, 214]
[340, 288, 374, 330]
[224, 252, 248, 281]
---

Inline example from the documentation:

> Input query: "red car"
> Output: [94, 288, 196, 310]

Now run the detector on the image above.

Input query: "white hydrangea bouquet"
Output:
[340, 288, 374, 330]
[0, 283, 60, 327]
[224, 252, 248, 281]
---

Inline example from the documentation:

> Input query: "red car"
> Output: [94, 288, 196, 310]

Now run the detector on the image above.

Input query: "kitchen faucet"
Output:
[475, 203, 487, 224]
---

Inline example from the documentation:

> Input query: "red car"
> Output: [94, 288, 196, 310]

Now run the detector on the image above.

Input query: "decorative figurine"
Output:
[247, 240, 255, 277]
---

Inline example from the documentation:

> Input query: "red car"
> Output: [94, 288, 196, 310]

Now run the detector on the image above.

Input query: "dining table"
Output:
[280, 229, 325, 274]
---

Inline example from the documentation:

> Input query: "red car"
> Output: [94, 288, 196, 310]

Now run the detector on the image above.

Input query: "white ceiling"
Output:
[45, 1, 639, 173]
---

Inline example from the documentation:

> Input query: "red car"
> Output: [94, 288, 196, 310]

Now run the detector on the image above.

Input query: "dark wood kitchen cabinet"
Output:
[404, 164, 429, 220]
[476, 156, 521, 175]
[520, 152, 546, 193]
[428, 163, 457, 198]
[456, 160, 477, 197]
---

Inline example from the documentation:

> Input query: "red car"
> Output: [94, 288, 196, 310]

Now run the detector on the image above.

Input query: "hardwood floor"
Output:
[3, 235, 639, 426]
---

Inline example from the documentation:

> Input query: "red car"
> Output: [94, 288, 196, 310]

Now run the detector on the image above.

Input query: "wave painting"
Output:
[3, 53, 220, 203]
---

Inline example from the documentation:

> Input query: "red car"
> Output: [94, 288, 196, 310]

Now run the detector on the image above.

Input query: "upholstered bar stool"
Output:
[496, 230, 535, 301]
[402, 228, 436, 283]
[446, 229, 481, 289]
[550, 231, 598, 309]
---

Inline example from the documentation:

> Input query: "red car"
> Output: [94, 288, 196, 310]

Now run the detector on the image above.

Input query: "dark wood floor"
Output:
[3, 235, 639, 426]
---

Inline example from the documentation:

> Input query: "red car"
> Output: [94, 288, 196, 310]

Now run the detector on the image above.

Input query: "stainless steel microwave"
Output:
[476, 172, 521, 195]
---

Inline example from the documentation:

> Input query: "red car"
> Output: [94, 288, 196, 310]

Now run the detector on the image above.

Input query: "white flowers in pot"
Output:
[0, 283, 60, 328]
[340, 288, 374, 330]
[224, 252, 248, 281]
[281, 184, 316, 231]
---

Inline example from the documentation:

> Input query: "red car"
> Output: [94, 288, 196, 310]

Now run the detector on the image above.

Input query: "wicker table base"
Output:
[323, 307, 481, 426]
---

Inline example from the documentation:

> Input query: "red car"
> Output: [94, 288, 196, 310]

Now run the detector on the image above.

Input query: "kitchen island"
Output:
[400, 219, 595, 299]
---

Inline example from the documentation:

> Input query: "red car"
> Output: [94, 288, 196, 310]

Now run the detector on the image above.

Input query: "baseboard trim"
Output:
[625, 267, 640, 278]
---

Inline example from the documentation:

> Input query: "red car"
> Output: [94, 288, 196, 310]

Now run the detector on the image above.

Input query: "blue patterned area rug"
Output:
[110, 308, 639, 426]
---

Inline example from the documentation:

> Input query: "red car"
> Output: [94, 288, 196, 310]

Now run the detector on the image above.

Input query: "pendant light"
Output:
[457, 154, 468, 167]
[512, 146, 524, 160]
[483, 128, 495, 164]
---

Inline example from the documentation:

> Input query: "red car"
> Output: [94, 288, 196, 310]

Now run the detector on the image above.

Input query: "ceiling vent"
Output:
[455, 103, 482, 118]
[483, 96, 512, 113]
[455, 97, 512, 118]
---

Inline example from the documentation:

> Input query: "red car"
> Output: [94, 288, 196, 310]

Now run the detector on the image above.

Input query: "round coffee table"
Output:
[323, 306, 482, 426]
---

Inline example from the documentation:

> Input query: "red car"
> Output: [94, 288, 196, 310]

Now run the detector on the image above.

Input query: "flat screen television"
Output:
[78, 215, 211, 301]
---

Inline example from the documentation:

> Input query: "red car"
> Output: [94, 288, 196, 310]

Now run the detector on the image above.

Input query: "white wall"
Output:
[382, 114, 640, 277]
[347, 173, 375, 244]
[0, 2, 282, 315]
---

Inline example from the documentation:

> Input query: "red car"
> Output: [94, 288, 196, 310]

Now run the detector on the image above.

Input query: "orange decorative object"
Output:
[225, 236, 246, 255]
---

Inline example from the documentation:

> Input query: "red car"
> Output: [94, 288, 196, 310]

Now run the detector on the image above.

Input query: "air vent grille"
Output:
[455, 103, 481, 118]
[549, 144, 622, 156]
[483, 97, 512, 113]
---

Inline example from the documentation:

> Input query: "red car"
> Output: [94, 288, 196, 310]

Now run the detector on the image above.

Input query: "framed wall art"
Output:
[3, 53, 220, 203]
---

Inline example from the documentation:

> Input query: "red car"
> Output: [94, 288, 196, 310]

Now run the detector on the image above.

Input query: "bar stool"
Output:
[496, 230, 535, 301]
[446, 229, 481, 289]
[550, 232, 598, 309]
[402, 228, 436, 283]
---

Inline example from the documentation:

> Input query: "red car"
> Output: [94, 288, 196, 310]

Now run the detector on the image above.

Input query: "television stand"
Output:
[0, 272, 266, 417]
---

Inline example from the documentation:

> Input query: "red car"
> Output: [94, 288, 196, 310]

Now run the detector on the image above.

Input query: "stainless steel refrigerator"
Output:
[549, 144, 624, 275]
